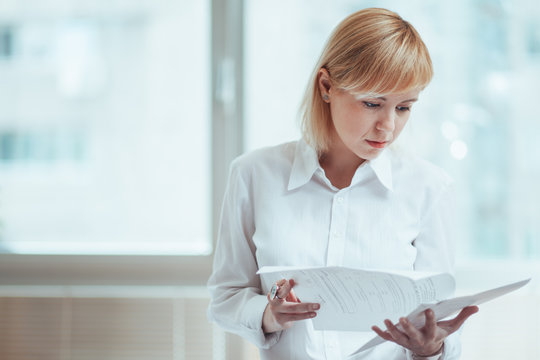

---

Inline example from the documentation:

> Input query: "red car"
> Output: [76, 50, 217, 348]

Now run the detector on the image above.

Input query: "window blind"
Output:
[0, 297, 241, 360]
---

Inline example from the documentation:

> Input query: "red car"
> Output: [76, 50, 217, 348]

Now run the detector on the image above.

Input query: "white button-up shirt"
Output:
[207, 139, 460, 359]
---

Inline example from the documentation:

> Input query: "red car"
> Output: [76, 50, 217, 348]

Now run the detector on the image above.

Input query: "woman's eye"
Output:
[396, 106, 410, 112]
[363, 101, 379, 108]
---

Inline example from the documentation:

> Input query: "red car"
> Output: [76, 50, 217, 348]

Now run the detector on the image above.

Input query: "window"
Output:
[0, 1, 211, 255]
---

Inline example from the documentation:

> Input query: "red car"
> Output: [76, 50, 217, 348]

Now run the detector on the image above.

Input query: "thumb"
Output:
[439, 306, 479, 335]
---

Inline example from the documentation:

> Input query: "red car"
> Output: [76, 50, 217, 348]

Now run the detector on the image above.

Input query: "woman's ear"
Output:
[317, 68, 332, 102]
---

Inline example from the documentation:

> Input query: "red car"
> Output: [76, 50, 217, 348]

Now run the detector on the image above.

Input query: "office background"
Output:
[0, 0, 538, 359]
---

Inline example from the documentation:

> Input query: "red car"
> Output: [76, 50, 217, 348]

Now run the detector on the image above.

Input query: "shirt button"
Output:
[337, 197, 344, 203]
[333, 231, 342, 238]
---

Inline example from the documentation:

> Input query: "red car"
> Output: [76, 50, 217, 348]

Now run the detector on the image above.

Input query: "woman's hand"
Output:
[372, 306, 479, 357]
[262, 278, 320, 334]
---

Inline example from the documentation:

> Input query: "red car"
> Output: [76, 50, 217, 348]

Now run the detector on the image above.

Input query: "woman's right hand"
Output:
[262, 278, 320, 333]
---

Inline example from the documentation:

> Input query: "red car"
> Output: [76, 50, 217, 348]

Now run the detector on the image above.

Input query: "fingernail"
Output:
[312, 304, 320, 310]
[310, 312, 316, 318]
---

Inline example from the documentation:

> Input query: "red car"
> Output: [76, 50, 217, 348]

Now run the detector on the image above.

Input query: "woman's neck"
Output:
[319, 139, 365, 189]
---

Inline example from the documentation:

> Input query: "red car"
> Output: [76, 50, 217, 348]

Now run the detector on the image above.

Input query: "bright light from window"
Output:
[450, 140, 468, 160]
[0, 1, 211, 255]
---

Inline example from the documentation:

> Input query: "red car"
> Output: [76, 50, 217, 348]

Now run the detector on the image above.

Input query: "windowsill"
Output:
[0, 284, 209, 298]
[0, 254, 214, 286]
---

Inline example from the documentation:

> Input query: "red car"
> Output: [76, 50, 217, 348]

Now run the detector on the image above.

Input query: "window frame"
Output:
[0, 0, 244, 288]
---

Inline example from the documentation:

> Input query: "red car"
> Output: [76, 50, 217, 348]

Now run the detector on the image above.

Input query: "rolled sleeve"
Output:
[207, 158, 282, 349]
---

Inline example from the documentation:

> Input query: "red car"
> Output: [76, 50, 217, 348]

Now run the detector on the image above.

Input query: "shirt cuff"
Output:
[241, 294, 283, 349]
[406, 343, 445, 360]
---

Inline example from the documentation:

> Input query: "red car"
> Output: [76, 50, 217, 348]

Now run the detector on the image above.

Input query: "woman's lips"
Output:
[366, 140, 388, 149]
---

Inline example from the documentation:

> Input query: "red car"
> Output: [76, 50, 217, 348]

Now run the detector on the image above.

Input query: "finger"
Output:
[424, 309, 437, 339]
[267, 291, 285, 304]
[286, 289, 301, 303]
[268, 279, 287, 302]
[276, 278, 292, 299]
[275, 311, 317, 323]
[372, 326, 394, 342]
[440, 306, 479, 334]
[399, 317, 423, 344]
[384, 319, 409, 344]
[278, 302, 320, 314]
[286, 279, 301, 303]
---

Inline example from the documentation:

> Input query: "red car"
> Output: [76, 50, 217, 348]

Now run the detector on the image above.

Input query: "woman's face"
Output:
[320, 71, 420, 162]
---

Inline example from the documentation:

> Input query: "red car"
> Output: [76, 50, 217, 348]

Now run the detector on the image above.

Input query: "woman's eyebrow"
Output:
[376, 96, 418, 102]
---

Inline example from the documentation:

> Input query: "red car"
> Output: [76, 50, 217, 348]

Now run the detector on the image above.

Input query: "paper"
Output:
[257, 266, 456, 331]
[256, 266, 530, 357]
[349, 278, 530, 357]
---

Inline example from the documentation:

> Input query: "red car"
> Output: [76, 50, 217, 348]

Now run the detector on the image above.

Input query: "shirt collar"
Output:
[288, 139, 320, 191]
[287, 139, 394, 192]
[367, 149, 393, 191]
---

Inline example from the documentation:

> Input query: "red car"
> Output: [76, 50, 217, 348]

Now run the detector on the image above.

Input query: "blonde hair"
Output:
[300, 8, 433, 154]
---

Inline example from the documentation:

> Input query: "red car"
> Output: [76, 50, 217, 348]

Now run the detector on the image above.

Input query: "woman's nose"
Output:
[376, 111, 396, 132]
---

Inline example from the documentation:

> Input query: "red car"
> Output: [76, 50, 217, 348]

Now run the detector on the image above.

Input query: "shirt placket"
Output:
[324, 189, 349, 358]
[326, 190, 348, 266]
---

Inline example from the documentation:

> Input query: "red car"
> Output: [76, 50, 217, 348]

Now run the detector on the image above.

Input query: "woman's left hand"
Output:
[372, 306, 479, 357]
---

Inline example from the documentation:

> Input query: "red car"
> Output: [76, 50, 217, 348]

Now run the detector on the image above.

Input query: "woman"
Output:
[207, 8, 478, 359]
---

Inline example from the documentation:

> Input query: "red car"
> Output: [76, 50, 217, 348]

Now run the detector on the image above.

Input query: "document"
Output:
[257, 266, 530, 356]
[257, 266, 456, 331]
